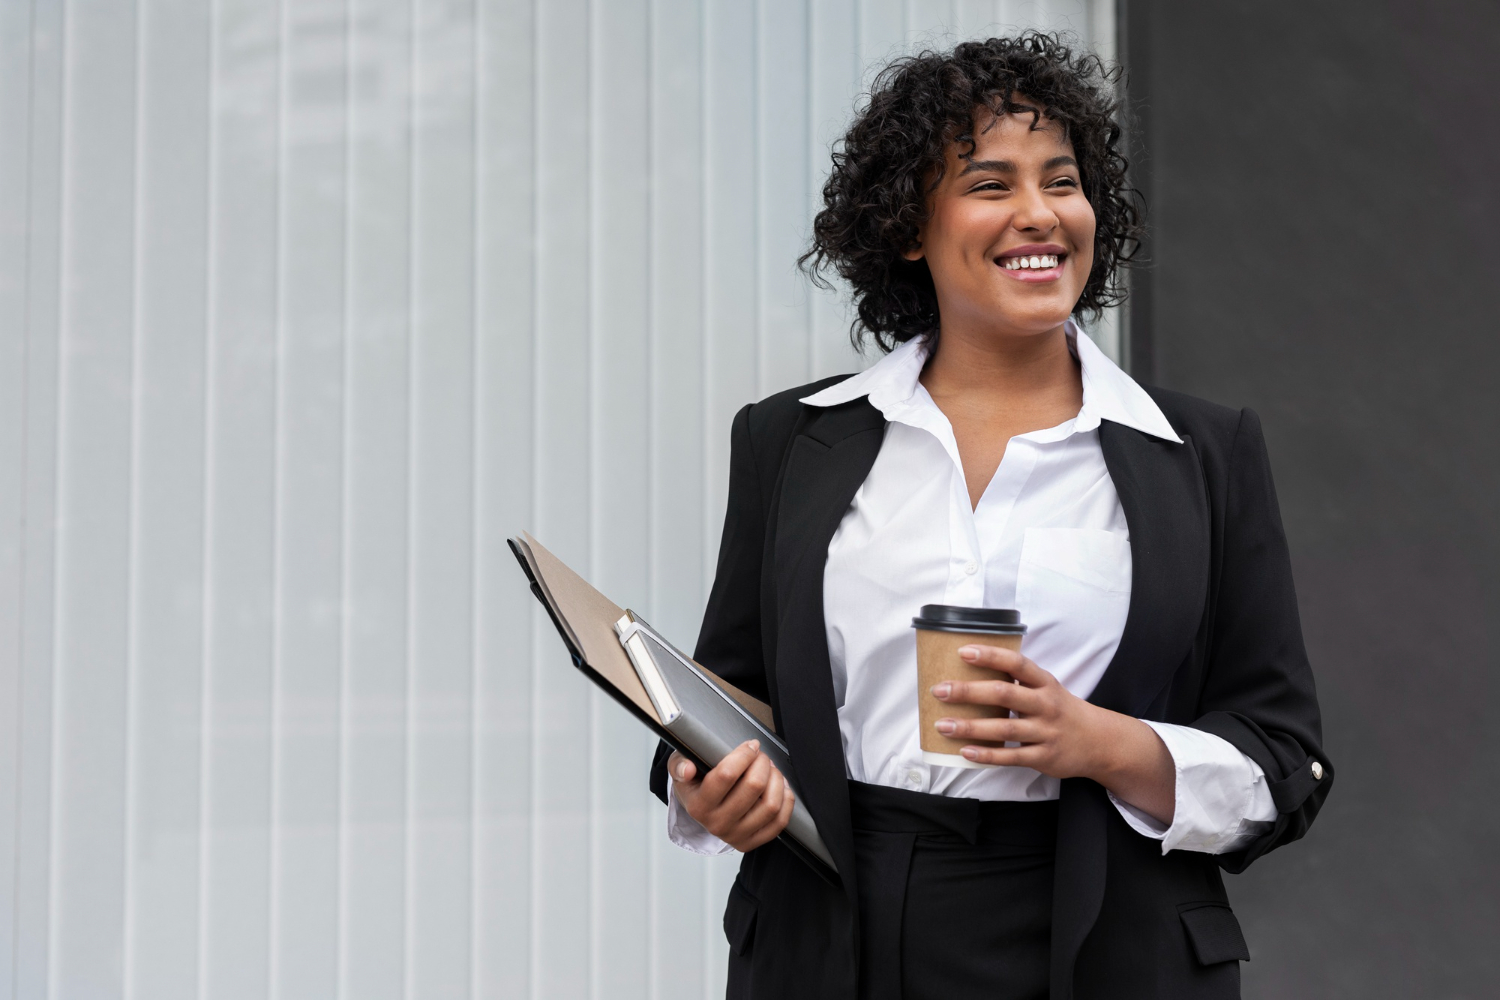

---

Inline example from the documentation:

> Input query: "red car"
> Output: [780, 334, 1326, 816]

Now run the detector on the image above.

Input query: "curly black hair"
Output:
[800, 31, 1142, 352]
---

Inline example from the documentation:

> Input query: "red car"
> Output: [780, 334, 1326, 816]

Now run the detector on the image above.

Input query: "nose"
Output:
[1010, 183, 1058, 234]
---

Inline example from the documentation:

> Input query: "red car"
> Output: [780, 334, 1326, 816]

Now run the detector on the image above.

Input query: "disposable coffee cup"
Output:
[912, 604, 1027, 769]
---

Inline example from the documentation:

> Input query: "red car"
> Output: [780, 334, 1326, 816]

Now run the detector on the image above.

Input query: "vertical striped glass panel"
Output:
[0, 3, 1116, 998]
[130, 2, 213, 997]
[50, 4, 137, 998]
[474, 0, 536, 996]
[0, 0, 29, 985]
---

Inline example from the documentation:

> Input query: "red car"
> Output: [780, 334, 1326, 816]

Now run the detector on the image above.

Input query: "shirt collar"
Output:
[799, 319, 1183, 444]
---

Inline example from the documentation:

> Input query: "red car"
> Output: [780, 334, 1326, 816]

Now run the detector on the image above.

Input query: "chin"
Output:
[992, 304, 1076, 335]
[981, 283, 1081, 332]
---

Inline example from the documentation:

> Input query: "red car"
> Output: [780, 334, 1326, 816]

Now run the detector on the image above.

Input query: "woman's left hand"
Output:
[932, 643, 1177, 822]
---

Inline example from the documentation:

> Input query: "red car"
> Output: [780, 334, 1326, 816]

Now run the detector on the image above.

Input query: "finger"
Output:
[713, 753, 775, 827]
[712, 757, 773, 838]
[956, 643, 1025, 674]
[958, 645, 1052, 687]
[698, 740, 761, 804]
[957, 743, 1047, 768]
[931, 678, 1042, 712]
[730, 766, 786, 840]
[1003, 655, 1053, 688]
[738, 780, 795, 852]
[667, 752, 697, 785]
[935, 715, 1047, 744]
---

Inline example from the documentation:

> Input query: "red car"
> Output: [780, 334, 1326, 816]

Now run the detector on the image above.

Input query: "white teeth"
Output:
[1002, 254, 1060, 270]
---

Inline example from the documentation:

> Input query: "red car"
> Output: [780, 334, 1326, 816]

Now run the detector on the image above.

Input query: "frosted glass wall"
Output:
[0, 2, 1116, 998]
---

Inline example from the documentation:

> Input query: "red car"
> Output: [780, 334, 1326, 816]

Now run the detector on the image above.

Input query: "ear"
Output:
[902, 233, 926, 261]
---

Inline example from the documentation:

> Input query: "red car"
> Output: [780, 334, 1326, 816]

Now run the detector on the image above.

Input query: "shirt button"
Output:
[905, 768, 923, 789]
[1310, 761, 1324, 780]
[963, 560, 978, 575]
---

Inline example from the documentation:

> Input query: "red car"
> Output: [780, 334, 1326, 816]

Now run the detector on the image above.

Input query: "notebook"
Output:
[508, 532, 838, 884]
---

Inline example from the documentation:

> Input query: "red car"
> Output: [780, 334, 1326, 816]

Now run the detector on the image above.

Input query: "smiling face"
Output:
[905, 106, 1096, 342]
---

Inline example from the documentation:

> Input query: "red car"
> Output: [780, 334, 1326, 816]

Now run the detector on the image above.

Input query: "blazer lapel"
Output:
[1051, 419, 1210, 998]
[769, 398, 886, 902]
[1089, 420, 1210, 716]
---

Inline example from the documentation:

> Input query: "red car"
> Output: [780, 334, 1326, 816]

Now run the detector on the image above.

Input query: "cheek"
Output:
[930, 200, 1008, 260]
[1065, 202, 1097, 267]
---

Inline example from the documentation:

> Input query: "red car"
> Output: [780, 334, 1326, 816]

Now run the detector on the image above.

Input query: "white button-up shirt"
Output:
[668, 325, 1278, 856]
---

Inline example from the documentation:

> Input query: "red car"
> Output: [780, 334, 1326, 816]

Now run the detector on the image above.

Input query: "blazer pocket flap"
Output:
[723, 879, 759, 956]
[1179, 903, 1250, 965]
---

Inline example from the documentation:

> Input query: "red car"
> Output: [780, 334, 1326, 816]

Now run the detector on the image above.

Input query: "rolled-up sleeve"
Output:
[1189, 407, 1333, 871]
[1109, 721, 1278, 854]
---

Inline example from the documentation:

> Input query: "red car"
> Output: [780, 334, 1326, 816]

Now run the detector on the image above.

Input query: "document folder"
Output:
[508, 532, 839, 885]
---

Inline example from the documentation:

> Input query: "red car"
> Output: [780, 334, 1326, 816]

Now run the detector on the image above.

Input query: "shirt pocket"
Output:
[1017, 527, 1133, 595]
[1014, 528, 1133, 691]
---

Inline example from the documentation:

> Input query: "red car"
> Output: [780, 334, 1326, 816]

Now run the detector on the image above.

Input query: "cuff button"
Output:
[1310, 761, 1324, 780]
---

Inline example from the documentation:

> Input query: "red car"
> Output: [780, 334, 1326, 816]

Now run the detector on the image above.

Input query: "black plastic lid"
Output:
[911, 604, 1026, 634]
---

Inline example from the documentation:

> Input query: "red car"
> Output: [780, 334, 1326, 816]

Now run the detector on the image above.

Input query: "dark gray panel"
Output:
[1128, 1, 1500, 995]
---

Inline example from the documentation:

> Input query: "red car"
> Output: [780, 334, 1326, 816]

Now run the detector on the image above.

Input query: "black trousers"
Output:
[849, 780, 1059, 1000]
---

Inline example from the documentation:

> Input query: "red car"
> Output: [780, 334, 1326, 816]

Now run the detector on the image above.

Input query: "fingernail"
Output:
[747, 740, 760, 752]
[936, 719, 956, 735]
[931, 682, 951, 699]
[961, 747, 979, 760]
[674, 762, 687, 780]
[958, 645, 980, 661]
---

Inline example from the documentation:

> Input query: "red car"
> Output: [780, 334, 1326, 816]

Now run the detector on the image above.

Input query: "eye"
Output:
[1047, 176, 1080, 190]
[971, 180, 1009, 193]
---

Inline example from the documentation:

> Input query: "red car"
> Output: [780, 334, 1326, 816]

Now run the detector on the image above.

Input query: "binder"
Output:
[508, 532, 839, 885]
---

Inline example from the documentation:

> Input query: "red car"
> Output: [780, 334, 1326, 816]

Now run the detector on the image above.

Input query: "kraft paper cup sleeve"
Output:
[914, 625, 1024, 770]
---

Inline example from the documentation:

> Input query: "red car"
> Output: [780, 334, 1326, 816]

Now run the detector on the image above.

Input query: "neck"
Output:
[919, 321, 1080, 403]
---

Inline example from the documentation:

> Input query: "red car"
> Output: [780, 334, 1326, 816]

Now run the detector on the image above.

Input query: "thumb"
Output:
[672, 755, 696, 783]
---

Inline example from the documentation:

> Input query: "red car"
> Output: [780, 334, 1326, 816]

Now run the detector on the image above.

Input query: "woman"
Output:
[649, 33, 1330, 1000]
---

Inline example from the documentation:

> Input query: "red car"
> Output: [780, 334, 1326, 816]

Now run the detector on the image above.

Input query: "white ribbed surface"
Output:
[0, 2, 1115, 997]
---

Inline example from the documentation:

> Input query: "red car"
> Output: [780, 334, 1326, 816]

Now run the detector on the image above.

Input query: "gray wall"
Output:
[1126, 1, 1499, 996]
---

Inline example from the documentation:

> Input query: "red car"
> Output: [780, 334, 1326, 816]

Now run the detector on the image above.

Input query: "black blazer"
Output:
[649, 376, 1332, 1000]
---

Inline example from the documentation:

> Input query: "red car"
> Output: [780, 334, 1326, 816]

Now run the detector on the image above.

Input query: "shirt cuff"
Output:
[665, 779, 736, 857]
[1108, 721, 1279, 855]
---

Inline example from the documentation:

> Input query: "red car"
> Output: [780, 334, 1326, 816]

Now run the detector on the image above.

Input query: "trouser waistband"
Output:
[848, 778, 1060, 845]
[848, 780, 1058, 1000]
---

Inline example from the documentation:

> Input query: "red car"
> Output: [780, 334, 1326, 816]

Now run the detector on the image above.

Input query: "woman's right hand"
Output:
[669, 740, 795, 852]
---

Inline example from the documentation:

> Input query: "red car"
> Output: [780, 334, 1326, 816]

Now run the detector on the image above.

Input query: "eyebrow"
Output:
[959, 154, 1078, 176]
